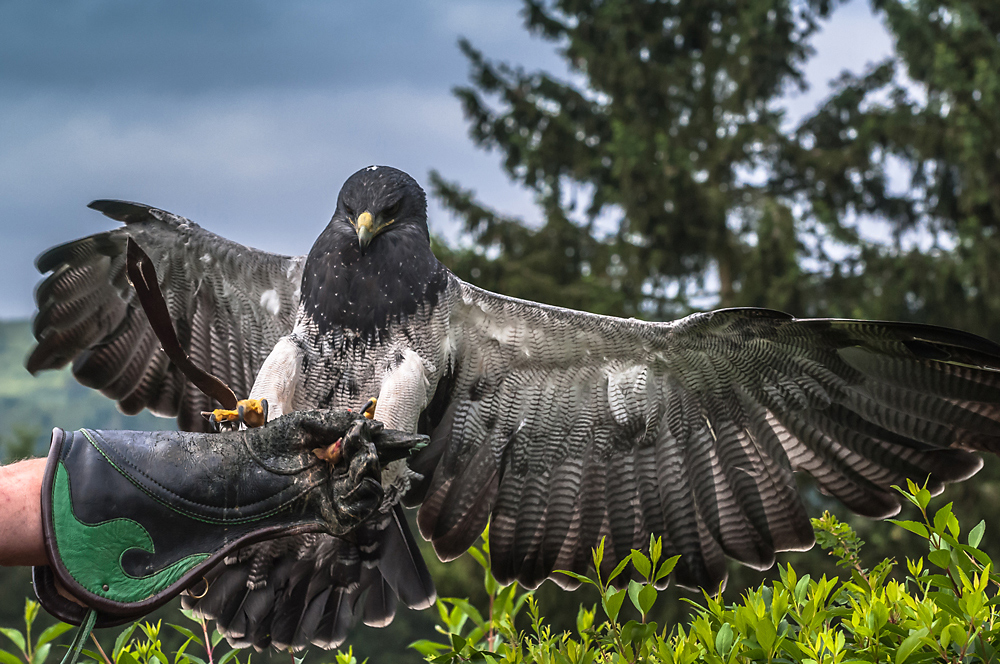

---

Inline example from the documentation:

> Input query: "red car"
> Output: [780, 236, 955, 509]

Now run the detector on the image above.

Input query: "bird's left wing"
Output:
[28, 200, 305, 431]
[410, 279, 1000, 591]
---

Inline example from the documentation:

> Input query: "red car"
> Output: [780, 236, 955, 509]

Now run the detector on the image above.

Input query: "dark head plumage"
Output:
[300, 167, 447, 339]
[334, 166, 429, 251]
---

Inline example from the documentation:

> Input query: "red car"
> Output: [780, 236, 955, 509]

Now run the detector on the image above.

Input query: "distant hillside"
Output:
[0, 319, 173, 457]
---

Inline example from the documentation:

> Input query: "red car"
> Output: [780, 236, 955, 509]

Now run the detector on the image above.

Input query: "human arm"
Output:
[0, 458, 46, 567]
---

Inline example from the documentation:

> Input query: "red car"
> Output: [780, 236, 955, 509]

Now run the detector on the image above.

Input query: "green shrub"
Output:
[5, 479, 1000, 664]
[414, 479, 1000, 663]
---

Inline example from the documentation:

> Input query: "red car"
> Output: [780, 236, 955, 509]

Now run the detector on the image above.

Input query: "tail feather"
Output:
[184, 515, 436, 651]
[361, 574, 397, 628]
[380, 505, 436, 609]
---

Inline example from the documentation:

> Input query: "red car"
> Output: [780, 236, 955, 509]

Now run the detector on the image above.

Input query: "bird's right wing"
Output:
[410, 280, 1000, 592]
[28, 200, 305, 431]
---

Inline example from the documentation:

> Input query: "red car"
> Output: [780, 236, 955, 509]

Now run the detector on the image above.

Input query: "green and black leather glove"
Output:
[32, 410, 425, 630]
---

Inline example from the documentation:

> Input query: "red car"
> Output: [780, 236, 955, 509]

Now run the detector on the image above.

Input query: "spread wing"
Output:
[28, 200, 305, 431]
[411, 279, 1000, 591]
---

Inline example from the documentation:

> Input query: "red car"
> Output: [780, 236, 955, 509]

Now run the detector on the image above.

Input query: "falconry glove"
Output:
[32, 410, 425, 629]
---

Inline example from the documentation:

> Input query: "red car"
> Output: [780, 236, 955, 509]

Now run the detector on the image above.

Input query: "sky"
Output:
[0, 0, 894, 319]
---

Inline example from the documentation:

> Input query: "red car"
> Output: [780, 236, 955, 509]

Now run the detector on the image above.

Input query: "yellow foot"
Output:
[361, 397, 377, 419]
[202, 398, 269, 431]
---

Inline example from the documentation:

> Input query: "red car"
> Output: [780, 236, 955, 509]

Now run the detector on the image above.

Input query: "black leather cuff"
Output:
[32, 411, 425, 627]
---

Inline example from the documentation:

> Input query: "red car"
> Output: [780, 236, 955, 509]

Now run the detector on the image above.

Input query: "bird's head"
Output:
[333, 166, 429, 254]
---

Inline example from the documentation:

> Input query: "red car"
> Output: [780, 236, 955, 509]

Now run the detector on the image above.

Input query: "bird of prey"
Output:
[27, 165, 1000, 650]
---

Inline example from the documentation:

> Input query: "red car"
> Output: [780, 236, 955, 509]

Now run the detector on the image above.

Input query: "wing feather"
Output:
[412, 282, 1000, 591]
[28, 200, 304, 430]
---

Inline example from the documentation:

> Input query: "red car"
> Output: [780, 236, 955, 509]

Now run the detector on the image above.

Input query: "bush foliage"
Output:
[415, 480, 1000, 663]
[5, 481, 1000, 664]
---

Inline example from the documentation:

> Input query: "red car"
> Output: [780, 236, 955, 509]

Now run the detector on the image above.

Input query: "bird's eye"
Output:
[383, 201, 401, 218]
[343, 205, 355, 220]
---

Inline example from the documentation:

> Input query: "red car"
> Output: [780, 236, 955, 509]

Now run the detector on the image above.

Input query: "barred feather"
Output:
[28, 200, 303, 428]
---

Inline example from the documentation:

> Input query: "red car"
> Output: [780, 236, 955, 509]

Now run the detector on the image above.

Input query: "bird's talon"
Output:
[201, 410, 224, 432]
[235, 399, 268, 428]
[201, 399, 266, 430]
[313, 438, 343, 464]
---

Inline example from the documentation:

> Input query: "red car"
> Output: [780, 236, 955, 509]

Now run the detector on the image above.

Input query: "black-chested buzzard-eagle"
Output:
[27, 165, 1000, 650]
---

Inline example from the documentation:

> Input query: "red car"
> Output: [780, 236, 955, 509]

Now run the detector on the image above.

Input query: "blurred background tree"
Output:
[434, 0, 841, 318]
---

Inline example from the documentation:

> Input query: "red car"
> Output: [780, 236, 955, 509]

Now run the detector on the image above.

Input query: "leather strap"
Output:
[125, 238, 239, 409]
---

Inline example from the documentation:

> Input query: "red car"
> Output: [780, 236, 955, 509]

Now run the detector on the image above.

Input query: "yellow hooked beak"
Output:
[355, 211, 375, 251]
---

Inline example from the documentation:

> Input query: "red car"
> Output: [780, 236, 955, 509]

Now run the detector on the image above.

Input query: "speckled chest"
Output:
[287, 294, 454, 413]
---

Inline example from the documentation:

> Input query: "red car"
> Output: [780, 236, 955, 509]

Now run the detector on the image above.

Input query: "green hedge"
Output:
[3, 480, 998, 664]
[418, 479, 1000, 663]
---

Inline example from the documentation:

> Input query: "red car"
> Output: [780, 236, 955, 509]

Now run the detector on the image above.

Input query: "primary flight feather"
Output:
[27, 165, 1000, 649]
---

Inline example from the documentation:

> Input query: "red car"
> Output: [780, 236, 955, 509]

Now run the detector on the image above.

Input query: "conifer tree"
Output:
[779, 1, 1000, 337]
[435, 0, 838, 317]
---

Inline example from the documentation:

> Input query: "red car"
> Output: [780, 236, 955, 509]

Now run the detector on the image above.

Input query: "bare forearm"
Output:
[0, 458, 46, 566]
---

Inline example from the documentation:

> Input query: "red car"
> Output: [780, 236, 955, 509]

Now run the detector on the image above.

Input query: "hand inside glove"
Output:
[32, 410, 426, 629]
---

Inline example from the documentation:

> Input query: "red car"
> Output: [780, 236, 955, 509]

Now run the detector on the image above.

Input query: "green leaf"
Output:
[30, 643, 50, 664]
[928, 549, 951, 569]
[166, 626, 201, 648]
[649, 535, 662, 567]
[172, 637, 193, 664]
[576, 605, 595, 634]
[409, 640, 447, 657]
[113, 624, 138, 660]
[449, 633, 466, 652]
[794, 575, 811, 604]
[602, 587, 627, 622]
[467, 547, 489, 571]
[928, 591, 962, 617]
[216, 650, 240, 664]
[757, 619, 776, 651]
[0, 649, 23, 664]
[512, 590, 533, 618]
[483, 569, 498, 596]
[0, 630, 26, 655]
[638, 584, 657, 615]
[607, 555, 633, 586]
[654, 555, 680, 583]
[34, 624, 72, 650]
[969, 520, 986, 548]
[23, 603, 39, 634]
[895, 628, 928, 664]
[554, 570, 595, 587]
[627, 580, 644, 614]
[592, 538, 605, 572]
[117, 651, 140, 664]
[446, 599, 485, 627]
[620, 621, 655, 645]
[631, 551, 651, 580]
[715, 623, 734, 656]
[888, 520, 928, 539]
[210, 631, 224, 648]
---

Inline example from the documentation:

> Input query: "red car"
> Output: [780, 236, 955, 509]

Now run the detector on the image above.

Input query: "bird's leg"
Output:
[329, 420, 384, 526]
[201, 398, 269, 430]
